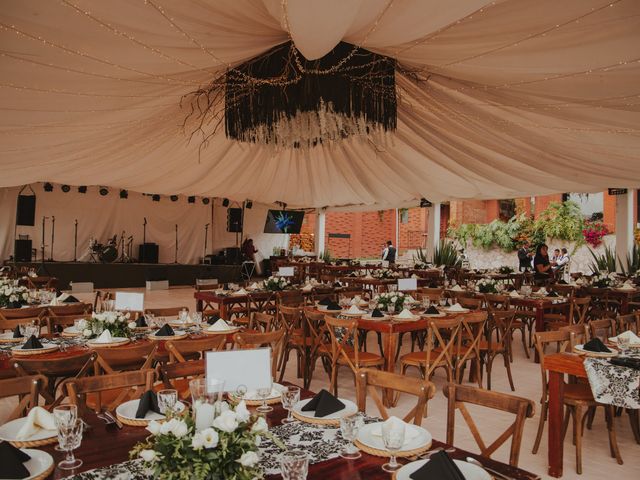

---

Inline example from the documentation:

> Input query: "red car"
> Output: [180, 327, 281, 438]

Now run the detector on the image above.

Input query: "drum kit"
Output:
[88, 231, 134, 263]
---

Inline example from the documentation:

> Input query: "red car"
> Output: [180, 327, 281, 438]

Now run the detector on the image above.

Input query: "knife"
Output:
[104, 410, 123, 429]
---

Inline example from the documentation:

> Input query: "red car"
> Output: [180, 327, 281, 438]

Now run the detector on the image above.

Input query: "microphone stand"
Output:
[48, 216, 55, 261]
[202, 223, 209, 264]
[143, 217, 147, 245]
[41, 216, 48, 263]
[174, 224, 179, 264]
[73, 219, 78, 262]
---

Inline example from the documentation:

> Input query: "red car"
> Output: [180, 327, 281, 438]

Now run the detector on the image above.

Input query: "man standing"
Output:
[382, 240, 396, 264]
[517, 242, 533, 271]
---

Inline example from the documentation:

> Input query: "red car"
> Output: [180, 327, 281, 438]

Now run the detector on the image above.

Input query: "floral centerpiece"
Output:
[132, 401, 278, 480]
[413, 261, 429, 270]
[498, 266, 514, 274]
[475, 278, 499, 294]
[80, 311, 134, 338]
[263, 276, 290, 291]
[374, 292, 406, 313]
[371, 268, 399, 280]
[591, 272, 617, 288]
[0, 278, 29, 308]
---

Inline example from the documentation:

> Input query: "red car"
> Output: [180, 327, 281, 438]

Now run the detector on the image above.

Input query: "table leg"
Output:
[534, 308, 544, 363]
[382, 331, 398, 407]
[196, 298, 203, 312]
[219, 302, 227, 320]
[548, 370, 564, 478]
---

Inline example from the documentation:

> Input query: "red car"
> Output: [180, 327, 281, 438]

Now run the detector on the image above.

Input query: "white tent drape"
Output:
[0, 0, 639, 210]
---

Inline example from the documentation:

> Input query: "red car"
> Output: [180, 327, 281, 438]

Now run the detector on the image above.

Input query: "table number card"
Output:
[277, 266, 295, 277]
[205, 347, 272, 393]
[114, 292, 144, 311]
[397, 278, 418, 291]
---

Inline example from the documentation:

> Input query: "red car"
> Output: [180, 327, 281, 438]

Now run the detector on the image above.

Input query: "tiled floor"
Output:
[6, 286, 639, 479]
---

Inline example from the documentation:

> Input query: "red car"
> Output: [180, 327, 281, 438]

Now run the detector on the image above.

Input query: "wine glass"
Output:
[339, 413, 363, 459]
[256, 380, 274, 413]
[157, 389, 178, 418]
[280, 386, 300, 424]
[56, 418, 83, 470]
[280, 449, 309, 480]
[381, 421, 405, 472]
[53, 405, 77, 452]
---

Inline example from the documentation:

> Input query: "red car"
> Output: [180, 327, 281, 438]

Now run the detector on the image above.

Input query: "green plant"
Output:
[432, 240, 462, 268]
[620, 244, 640, 276]
[319, 248, 332, 263]
[413, 247, 429, 264]
[588, 245, 617, 274]
[534, 201, 584, 243]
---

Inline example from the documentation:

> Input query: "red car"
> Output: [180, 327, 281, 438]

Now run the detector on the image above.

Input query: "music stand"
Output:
[241, 261, 255, 281]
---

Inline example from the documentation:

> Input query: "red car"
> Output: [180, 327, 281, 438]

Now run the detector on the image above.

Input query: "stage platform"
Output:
[11, 262, 242, 289]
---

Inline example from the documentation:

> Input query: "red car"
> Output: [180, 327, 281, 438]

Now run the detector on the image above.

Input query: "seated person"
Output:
[533, 243, 553, 281]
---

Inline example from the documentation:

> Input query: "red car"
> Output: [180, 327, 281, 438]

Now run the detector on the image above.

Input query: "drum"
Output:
[99, 245, 118, 263]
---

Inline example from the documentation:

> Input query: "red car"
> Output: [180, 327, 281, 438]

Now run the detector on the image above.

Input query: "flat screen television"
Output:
[264, 210, 305, 234]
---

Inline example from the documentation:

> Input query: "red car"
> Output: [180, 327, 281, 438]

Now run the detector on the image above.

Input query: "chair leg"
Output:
[330, 363, 338, 397]
[503, 352, 515, 391]
[605, 406, 624, 465]
[628, 409, 640, 444]
[586, 406, 596, 430]
[278, 347, 291, 383]
[532, 401, 547, 454]
[376, 332, 384, 356]
[485, 355, 493, 390]
[574, 405, 585, 475]
[521, 327, 530, 359]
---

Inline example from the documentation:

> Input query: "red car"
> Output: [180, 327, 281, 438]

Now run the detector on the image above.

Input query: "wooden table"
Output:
[45, 384, 539, 480]
[543, 353, 586, 478]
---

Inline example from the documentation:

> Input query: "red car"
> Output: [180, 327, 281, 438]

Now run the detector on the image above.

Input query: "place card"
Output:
[205, 347, 271, 393]
[398, 278, 417, 291]
[114, 292, 144, 311]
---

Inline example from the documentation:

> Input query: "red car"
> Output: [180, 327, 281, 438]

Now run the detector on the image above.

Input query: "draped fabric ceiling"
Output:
[1, 0, 639, 210]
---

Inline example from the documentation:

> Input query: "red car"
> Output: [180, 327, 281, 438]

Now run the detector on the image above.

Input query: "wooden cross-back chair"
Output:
[233, 329, 285, 379]
[324, 315, 384, 396]
[301, 308, 332, 386]
[248, 312, 276, 332]
[13, 351, 98, 408]
[66, 369, 155, 415]
[311, 287, 337, 304]
[584, 288, 619, 319]
[93, 342, 158, 374]
[165, 336, 227, 363]
[247, 292, 277, 316]
[159, 360, 204, 400]
[277, 291, 306, 307]
[558, 324, 587, 349]
[444, 383, 535, 467]
[618, 312, 639, 333]
[277, 305, 305, 381]
[479, 310, 516, 391]
[588, 318, 617, 342]
[356, 368, 435, 427]
[48, 303, 92, 316]
[456, 296, 483, 310]
[484, 294, 510, 312]
[144, 306, 188, 318]
[0, 375, 48, 420]
[0, 306, 46, 331]
[46, 313, 88, 335]
[455, 312, 487, 387]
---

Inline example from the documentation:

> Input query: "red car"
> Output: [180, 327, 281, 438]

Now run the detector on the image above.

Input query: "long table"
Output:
[45, 384, 539, 480]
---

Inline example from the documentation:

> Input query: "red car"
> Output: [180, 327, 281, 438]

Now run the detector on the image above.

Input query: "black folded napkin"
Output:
[155, 324, 175, 337]
[548, 291, 559, 297]
[10, 301, 22, 309]
[318, 297, 331, 306]
[333, 281, 342, 288]
[610, 357, 640, 370]
[0, 441, 31, 479]
[135, 315, 147, 328]
[12, 326, 23, 339]
[558, 279, 568, 284]
[371, 308, 384, 318]
[428, 283, 439, 288]
[63, 295, 80, 303]
[301, 389, 345, 417]
[21, 335, 43, 350]
[326, 302, 342, 311]
[409, 451, 465, 480]
[505, 285, 516, 292]
[424, 305, 440, 315]
[207, 314, 221, 325]
[135, 390, 161, 418]
[583, 338, 610, 353]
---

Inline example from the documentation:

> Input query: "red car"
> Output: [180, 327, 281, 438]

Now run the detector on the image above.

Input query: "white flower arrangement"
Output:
[371, 268, 400, 279]
[374, 291, 406, 313]
[413, 261, 429, 270]
[132, 400, 282, 480]
[84, 310, 133, 338]
[0, 278, 29, 308]
[475, 278, 498, 294]
[264, 275, 290, 291]
[591, 272, 617, 288]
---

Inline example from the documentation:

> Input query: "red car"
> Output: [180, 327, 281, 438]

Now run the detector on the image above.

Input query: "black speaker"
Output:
[138, 243, 159, 263]
[224, 247, 242, 264]
[14, 239, 32, 262]
[227, 208, 243, 232]
[16, 195, 36, 226]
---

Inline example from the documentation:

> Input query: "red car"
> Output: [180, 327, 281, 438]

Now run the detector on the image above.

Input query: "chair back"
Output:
[195, 278, 219, 291]
[0, 307, 46, 330]
[233, 329, 285, 379]
[572, 296, 591, 324]
[551, 284, 575, 298]
[159, 360, 205, 399]
[93, 341, 158, 373]
[311, 287, 336, 304]
[588, 318, 617, 342]
[48, 303, 92, 316]
[423, 318, 462, 381]
[484, 294, 510, 312]
[66, 369, 155, 414]
[145, 307, 188, 318]
[278, 305, 302, 333]
[324, 315, 361, 372]
[356, 368, 435, 426]
[618, 312, 639, 334]
[559, 323, 587, 348]
[248, 312, 275, 332]
[0, 375, 48, 420]
[46, 313, 88, 334]
[487, 310, 516, 352]
[457, 296, 483, 310]
[444, 383, 534, 467]
[248, 291, 277, 315]
[456, 312, 488, 381]
[165, 336, 227, 363]
[277, 291, 306, 307]
[533, 330, 571, 405]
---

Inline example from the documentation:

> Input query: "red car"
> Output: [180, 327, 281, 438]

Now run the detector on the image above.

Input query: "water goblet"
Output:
[381, 421, 405, 472]
[280, 449, 309, 480]
[53, 405, 77, 452]
[157, 389, 178, 418]
[422, 298, 431, 309]
[56, 418, 83, 470]
[439, 296, 448, 308]
[339, 413, 363, 459]
[256, 381, 274, 413]
[280, 386, 300, 424]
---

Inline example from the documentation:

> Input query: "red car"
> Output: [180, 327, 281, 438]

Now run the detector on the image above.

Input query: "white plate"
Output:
[0, 417, 57, 443]
[444, 307, 470, 314]
[231, 383, 286, 401]
[86, 337, 130, 347]
[356, 422, 432, 453]
[148, 330, 188, 340]
[21, 448, 54, 480]
[341, 310, 367, 317]
[292, 397, 357, 420]
[203, 327, 240, 335]
[116, 399, 186, 421]
[62, 326, 82, 336]
[393, 313, 421, 321]
[0, 332, 23, 343]
[395, 458, 491, 480]
[168, 320, 195, 327]
[11, 344, 59, 355]
[362, 314, 390, 321]
[422, 311, 446, 318]
[574, 344, 618, 358]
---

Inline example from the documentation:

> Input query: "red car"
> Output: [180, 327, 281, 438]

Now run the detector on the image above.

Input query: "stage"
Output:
[10, 261, 242, 289]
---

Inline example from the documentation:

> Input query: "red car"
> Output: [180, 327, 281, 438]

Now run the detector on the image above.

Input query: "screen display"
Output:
[264, 210, 305, 234]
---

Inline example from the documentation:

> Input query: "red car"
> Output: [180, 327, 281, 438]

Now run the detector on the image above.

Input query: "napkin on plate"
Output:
[94, 329, 113, 343]
[21, 335, 43, 350]
[135, 315, 147, 328]
[450, 285, 463, 292]
[509, 290, 521, 298]
[135, 390, 161, 418]
[12, 326, 23, 339]
[618, 283, 634, 290]
[0, 441, 31, 479]
[318, 297, 331, 306]
[371, 308, 385, 318]
[380, 416, 409, 447]
[326, 302, 342, 311]
[447, 303, 465, 312]
[16, 406, 56, 440]
[301, 389, 345, 417]
[56, 292, 69, 303]
[583, 338, 611, 353]
[548, 291, 559, 297]
[409, 451, 465, 480]
[207, 314, 221, 325]
[424, 306, 440, 315]
[63, 295, 80, 303]
[233, 288, 248, 296]
[155, 324, 175, 337]
[537, 287, 548, 296]
[248, 282, 260, 290]
[615, 330, 640, 345]
[346, 305, 364, 315]
[208, 319, 233, 331]
[396, 309, 415, 319]
[301, 284, 313, 292]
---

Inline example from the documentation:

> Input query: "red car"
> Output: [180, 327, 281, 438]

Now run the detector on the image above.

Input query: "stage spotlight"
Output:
[119, 189, 128, 199]
[78, 186, 87, 194]
[61, 185, 71, 193]
[222, 198, 230, 207]
[170, 195, 179, 202]
[152, 194, 160, 202]
[245, 200, 253, 209]
[99, 187, 109, 196]
[187, 196, 196, 204]
[43, 182, 53, 192]
[420, 198, 432, 208]
[202, 198, 210, 205]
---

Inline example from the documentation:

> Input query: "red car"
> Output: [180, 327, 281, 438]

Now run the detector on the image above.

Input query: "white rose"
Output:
[213, 410, 238, 433]
[82, 329, 92, 337]
[139, 449, 160, 462]
[191, 432, 204, 450]
[218, 401, 230, 413]
[377, 304, 384, 309]
[391, 296, 397, 303]
[128, 322, 137, 330]
[171, 419, 189, 438]
[237, 451, 259, 468]
[200, 428, 219, 449]
[234, 400, 251, 423]
[125, 312, 131, 319]
[146, 420, 161, 435]
[160, 418, 176, 435]
[398, 292, 404, 297]
[250, 416, 268, 434]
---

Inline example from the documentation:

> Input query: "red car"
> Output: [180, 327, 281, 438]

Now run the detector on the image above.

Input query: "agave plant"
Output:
[587, 245, 617, 274]
[620, 244, 640, 276]
[431, 240, 462, 268]
[319, 248, 333, 263]
[413, 247, 429, 264]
